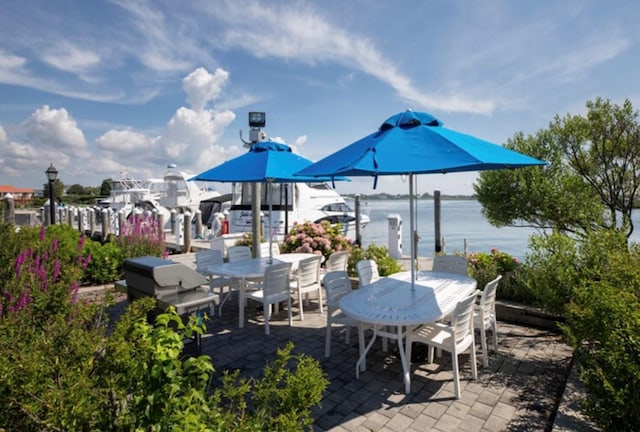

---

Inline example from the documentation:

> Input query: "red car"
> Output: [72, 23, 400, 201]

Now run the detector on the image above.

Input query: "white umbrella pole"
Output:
[268, 181, 273, 263]
[409, 173, 415, 290]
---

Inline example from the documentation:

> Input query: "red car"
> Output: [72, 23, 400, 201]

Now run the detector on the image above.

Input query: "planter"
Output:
[496, 299, 562, 332]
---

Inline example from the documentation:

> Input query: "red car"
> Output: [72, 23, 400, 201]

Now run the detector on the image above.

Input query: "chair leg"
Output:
[470, 336, 478, 380]
[480, 325, 489, 367]
[317, 288, 323, 313]
[286, 296, 292, 327]
[297, 290, 305, 321]
[491, 320, 498, 352]
[325, 319, 332, 358]
[451, 351, 461, 400]
[263, 300, 270, 335]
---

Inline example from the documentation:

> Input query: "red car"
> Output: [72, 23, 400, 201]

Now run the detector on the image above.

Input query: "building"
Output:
[0, 185, 35, 206]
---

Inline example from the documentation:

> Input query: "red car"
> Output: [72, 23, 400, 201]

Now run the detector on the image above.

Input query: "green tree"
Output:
[42, 178, 65, 203]
[100, 178, 112, 197]
[66, 183, 85, 195]
[475, 98, 640, 240]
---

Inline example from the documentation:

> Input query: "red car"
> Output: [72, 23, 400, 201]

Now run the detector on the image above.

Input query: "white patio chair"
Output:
[258, 241, 281, 258]
[321, 251, 349, 282]
[356, 259, 379, 288]
[431, 255, 469, 275]
[290, 255, 323, 320]
[405, 290, 480, 398]
[219, 245, 254, 314]
[323, 271, 368, 359]
[474, 275, 502, 367]
[228, 245, 252, 262]
[194, 249, 229, 315]
[240, 262, 293, 335]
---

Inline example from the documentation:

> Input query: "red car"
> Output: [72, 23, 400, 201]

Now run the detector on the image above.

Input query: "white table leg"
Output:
[356, 325, 379, 378]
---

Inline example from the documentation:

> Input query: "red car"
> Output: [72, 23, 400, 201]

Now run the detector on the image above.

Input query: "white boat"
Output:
[101, 166, 225, 231]
[157, 164, 221, 214]
[227, 181, 369, 241]
[98, 174, 159, 213]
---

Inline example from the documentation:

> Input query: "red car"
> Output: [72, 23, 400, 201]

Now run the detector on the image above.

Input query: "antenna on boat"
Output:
[239, 111, 266, 147]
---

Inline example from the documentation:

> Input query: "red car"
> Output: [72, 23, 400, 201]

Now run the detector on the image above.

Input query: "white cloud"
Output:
[42, 42, 101, 75]
[209, 2, 495, 114]
[0, 50, 26, 69]
[95, 129, 158, 155]
[183, 67, 230, 111]
[21, 106, 88, 155]
[161, 107, 235, 163]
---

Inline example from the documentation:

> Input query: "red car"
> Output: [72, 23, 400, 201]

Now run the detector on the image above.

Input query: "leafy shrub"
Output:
[0, 225, 328, 430]
[282, 220, 352, 261]
[562, 242, 640, 431]
[1, 225, 89, 320]
[347, 244, 403, 277]
[82, 238, 124, 284]
[116, 213, 167, 260]
[468, 248, 529, 302]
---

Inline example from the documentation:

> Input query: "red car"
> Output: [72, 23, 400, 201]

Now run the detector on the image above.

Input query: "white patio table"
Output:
[339, 270, 477, 394]
[206, 253, 319, 328]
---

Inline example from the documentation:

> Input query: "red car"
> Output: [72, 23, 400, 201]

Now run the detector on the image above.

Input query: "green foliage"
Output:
[467, 249, 527, 302]
[215, 342, 329, 431]
[115, 213, 167, 259]
[282, 220, 352, 261]
[562, 244, 640, 431]
[347, 244, 403, 277]
[1, 224, 89, 320]
[0, 226, 328, 430]
[476, 98, 640, 241]
[82, 238, 124, 284]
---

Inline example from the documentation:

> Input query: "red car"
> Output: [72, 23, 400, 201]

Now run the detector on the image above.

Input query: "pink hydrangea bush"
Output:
[282, 221, 352, 261]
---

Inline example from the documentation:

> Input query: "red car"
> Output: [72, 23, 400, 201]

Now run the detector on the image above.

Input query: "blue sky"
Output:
[1, 0, 638, 196]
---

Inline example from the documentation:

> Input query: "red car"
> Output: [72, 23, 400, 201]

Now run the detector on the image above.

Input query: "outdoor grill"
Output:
[123, 256, 219, 353]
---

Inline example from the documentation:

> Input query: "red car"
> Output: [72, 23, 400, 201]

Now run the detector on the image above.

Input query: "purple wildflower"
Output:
[39, 226, 46, 241]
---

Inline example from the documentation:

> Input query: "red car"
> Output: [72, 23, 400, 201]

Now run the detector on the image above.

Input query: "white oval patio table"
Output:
[206, 253, 319, 328]
[339, 270, 477, 394]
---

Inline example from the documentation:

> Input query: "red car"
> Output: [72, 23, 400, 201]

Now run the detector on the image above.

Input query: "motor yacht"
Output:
[227, 181, 369, 242]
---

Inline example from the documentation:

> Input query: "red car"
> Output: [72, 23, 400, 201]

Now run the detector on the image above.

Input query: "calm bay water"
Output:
[359, 199, 640, 259]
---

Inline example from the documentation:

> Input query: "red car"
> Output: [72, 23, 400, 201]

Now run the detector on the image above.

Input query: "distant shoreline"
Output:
[344, 194, 477, 201]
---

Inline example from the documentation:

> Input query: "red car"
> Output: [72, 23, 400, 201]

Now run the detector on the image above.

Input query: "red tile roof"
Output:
[0, 185, 34, 193]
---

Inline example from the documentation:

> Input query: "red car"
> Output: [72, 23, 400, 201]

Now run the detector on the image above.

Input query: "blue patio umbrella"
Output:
[191, 140, 346, 260]
[297, 110, 547, 288]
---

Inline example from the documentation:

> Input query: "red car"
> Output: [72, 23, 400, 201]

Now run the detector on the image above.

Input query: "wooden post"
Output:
[89, 209, 96, 237]
[101, 209, 109, 243]
[118, 211, 126, 237]
[78, 208, 84, 233]
[195, 209, 202, 239]
[157, 212, 165, 239]
[170, 209, 177, 235]
[68, 207, 74, 227]
[3, 193, 15, 224]
[183, 212, 192, 253]
[434, 190, 442, 253]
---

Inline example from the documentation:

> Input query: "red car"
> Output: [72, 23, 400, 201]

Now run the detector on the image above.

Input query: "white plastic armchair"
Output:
[431, 255, 469, 275]
[474, 275, 502, 367]
[405, 290, 480, 398]
[240, 262, 293, 335]
[356, 259, 379, 288]
[291, 255, 323, 320]
[194, 249, 228, 315]
[322, 271, 373, 363]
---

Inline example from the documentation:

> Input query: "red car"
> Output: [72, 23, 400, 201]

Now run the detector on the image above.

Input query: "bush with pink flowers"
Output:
[282, 221, 352, 261]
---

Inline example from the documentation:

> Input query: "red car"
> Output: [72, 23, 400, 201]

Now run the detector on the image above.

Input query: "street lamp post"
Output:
[45, 163, 58, 225]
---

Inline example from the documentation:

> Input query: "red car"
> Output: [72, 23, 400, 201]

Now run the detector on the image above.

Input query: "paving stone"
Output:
[102, 292, 575, 432]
